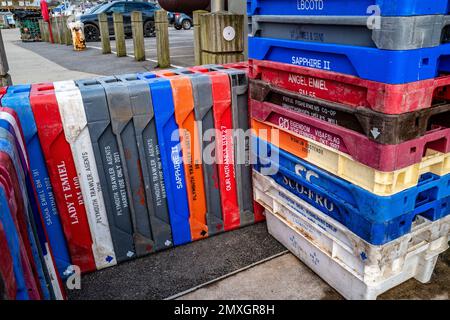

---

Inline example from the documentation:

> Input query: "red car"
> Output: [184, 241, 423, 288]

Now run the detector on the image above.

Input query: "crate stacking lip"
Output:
[249, 37, 450, 84]
[249, 59, 450, 115]
[253, 137, 450, 245]
[252, 15, 450, 50]
[248, 0, 450, 17]
[264, 205, 450, 300]
[250, 79, 450, 145]
[253, 170, 450, 299]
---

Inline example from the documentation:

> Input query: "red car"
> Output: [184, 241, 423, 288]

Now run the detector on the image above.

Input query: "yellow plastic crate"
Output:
[252, 119, 450, 196]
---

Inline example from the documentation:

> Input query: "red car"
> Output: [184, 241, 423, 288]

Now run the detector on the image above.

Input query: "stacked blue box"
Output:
[250, 0, 450, 300]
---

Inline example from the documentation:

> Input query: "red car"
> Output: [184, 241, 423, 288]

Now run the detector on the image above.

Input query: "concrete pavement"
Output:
[2, 28, 98, 84]
[176, 250, 450, 300]
[11, 27, 194, 77]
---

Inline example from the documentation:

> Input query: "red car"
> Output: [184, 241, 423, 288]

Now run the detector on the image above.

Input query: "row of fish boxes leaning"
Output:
[0, 62, 266, 300]
[247, 0, 450, 300]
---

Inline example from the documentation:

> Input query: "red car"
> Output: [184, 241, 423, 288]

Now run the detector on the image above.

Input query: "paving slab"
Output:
[177, 247, 450, 300]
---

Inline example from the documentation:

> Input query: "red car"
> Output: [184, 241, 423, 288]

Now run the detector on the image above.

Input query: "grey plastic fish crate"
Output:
[251, 15, 450, 50]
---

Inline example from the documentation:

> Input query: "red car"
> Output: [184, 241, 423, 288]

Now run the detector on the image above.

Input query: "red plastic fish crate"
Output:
[249, 59, 450, 115]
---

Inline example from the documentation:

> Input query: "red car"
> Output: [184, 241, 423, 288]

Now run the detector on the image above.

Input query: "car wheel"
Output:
[182, 19, 192, 30]
[84, 24, 100, 42]
[144, 21, 156, 37]
[174, 24, 182, 30]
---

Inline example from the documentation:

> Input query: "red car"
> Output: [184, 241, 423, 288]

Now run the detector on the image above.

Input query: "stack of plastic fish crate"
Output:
[249, 0, 450, 299]
[0, 63, 265, 300]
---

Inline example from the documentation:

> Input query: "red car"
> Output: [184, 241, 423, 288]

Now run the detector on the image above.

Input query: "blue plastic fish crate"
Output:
[248, 0, 450, 16]
[249, 37, 450, 84]
[137, 73, 192, 246]
[253, 137, 450, 245]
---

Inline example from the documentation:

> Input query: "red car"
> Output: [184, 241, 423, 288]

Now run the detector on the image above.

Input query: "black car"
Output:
[79, 1, 160, 42]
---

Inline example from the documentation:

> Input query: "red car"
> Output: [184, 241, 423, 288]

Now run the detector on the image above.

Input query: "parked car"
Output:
[167, 11, 175, 25]
[174, 13, 192, 30]
[78, 1, 160, 42]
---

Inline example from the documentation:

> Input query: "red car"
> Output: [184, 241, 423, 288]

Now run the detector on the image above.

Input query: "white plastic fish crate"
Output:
[254, 171, 450, 300]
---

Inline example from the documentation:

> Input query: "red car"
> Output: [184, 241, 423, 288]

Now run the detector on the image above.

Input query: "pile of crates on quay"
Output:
[249, 0, 450, 299]
[0, 63, 265, 300]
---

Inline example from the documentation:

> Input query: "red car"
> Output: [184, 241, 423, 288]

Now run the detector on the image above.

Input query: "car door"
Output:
[105, 2, 126, 34]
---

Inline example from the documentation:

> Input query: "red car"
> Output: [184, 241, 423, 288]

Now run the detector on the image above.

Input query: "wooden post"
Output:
[38, 19, 44, 41]
[131, 11, 145, 61]
[57, 16, 64, 44]
[42, 20, 49, 42]
[0, 30, 11, 85]
[64, 16, 72, 46]
[98, 13, 111, 54]
[51, 17, 59, 43]
[0, 74, 12, 86]
[113, 13, 126, 57]
[56, 17, 62, 44]
[155, 10, 170, 68]
[200, 12, 245, 64]
[47, 19, 54, 43]
[193, 10, 207, 65]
